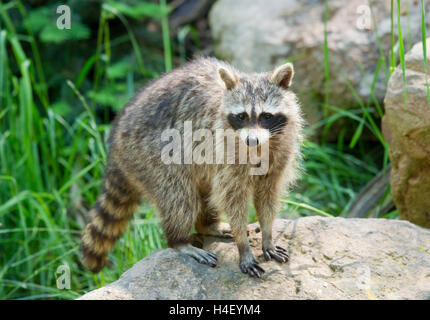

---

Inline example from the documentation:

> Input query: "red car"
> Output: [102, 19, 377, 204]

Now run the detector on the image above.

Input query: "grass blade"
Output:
[421, 0, 430, 106]
[397, 0, 407, 107]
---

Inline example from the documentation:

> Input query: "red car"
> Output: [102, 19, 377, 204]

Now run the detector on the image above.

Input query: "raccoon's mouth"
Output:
[238, 128, 270, 147]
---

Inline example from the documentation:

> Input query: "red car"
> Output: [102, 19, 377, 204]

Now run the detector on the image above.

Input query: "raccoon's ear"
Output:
[270, 63, 294, 89]
[218, 67, 238, 90]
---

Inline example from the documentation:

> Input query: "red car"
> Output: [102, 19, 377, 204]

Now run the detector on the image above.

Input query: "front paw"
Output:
[239, 258, 265, 278]
[263, 245, 289, 263]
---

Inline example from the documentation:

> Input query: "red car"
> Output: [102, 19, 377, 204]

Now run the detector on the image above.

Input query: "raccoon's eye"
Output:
[262, 112, 273, 120]
[236, 113, 247, 121]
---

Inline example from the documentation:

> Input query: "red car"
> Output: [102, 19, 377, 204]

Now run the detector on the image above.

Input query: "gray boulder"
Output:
[79, 217, 430, 300]
[382, 38, 430, 228]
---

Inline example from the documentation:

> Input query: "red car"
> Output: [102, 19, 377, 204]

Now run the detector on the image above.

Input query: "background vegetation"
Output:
[0, 0, 425, 299]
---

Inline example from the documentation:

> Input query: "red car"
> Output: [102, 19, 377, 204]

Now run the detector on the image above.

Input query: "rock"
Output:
[382, 38, 430, 228]
[79, 217, 430, 299]
[209, 0, 429, 127]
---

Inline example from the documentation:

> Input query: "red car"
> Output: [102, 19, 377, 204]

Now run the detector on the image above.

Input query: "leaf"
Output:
[349, 119, 364, 149]
[39, 22, 90, 43]
[50, 102, 71, 117]
[88, 83, 128, 110]
[106, 1, 170, 20]
[23, 7, 50, 33]
[281, 199, 334, 217]
[106, 60, 132, 79]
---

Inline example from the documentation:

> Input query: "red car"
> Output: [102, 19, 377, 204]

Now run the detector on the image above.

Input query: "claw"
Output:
[177, 244, 217, 267]
[263, 245, 289, 263]
[275, 245, 288, 253]
[239, 260, 265, 278]
[207, 252, 218, 260]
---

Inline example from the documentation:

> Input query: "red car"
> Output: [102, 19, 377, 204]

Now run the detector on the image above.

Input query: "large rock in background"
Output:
[209, 0, 429, 128]
[382, 38, 430, 228]
[79, 217, 430, 300]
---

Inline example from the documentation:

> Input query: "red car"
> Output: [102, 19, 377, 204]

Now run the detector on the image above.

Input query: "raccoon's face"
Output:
[218, 63, 295, 147]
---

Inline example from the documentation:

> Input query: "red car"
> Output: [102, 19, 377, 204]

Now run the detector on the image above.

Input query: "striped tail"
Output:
[81, 168, 141, 273]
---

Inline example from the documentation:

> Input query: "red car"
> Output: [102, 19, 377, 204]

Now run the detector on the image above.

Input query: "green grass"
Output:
[0, 0, 424, 299]
[390, 0, 397, 74]
[160, 0, 172, 72]
[421, 0, 430, 106]
[397, 0, 407, 107]
[0, 0, 167, 300]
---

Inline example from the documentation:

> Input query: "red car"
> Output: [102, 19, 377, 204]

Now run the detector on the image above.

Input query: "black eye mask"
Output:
[227, 113, 248, 130]
[258, 113, 288, 132]
[227, 112, 287, 132]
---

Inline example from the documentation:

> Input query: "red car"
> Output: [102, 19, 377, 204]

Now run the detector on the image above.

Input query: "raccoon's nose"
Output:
[246, 136, 259, 147]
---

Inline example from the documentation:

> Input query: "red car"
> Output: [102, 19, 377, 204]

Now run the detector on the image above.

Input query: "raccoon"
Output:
[81, 57, 304, 277]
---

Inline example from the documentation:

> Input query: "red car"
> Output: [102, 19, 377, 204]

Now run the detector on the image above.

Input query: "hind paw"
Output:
[199, 222, 233, 238]
[263, 245, 289, 263]
[239, 258, 265, 278]
[177, 244, 217, 267]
